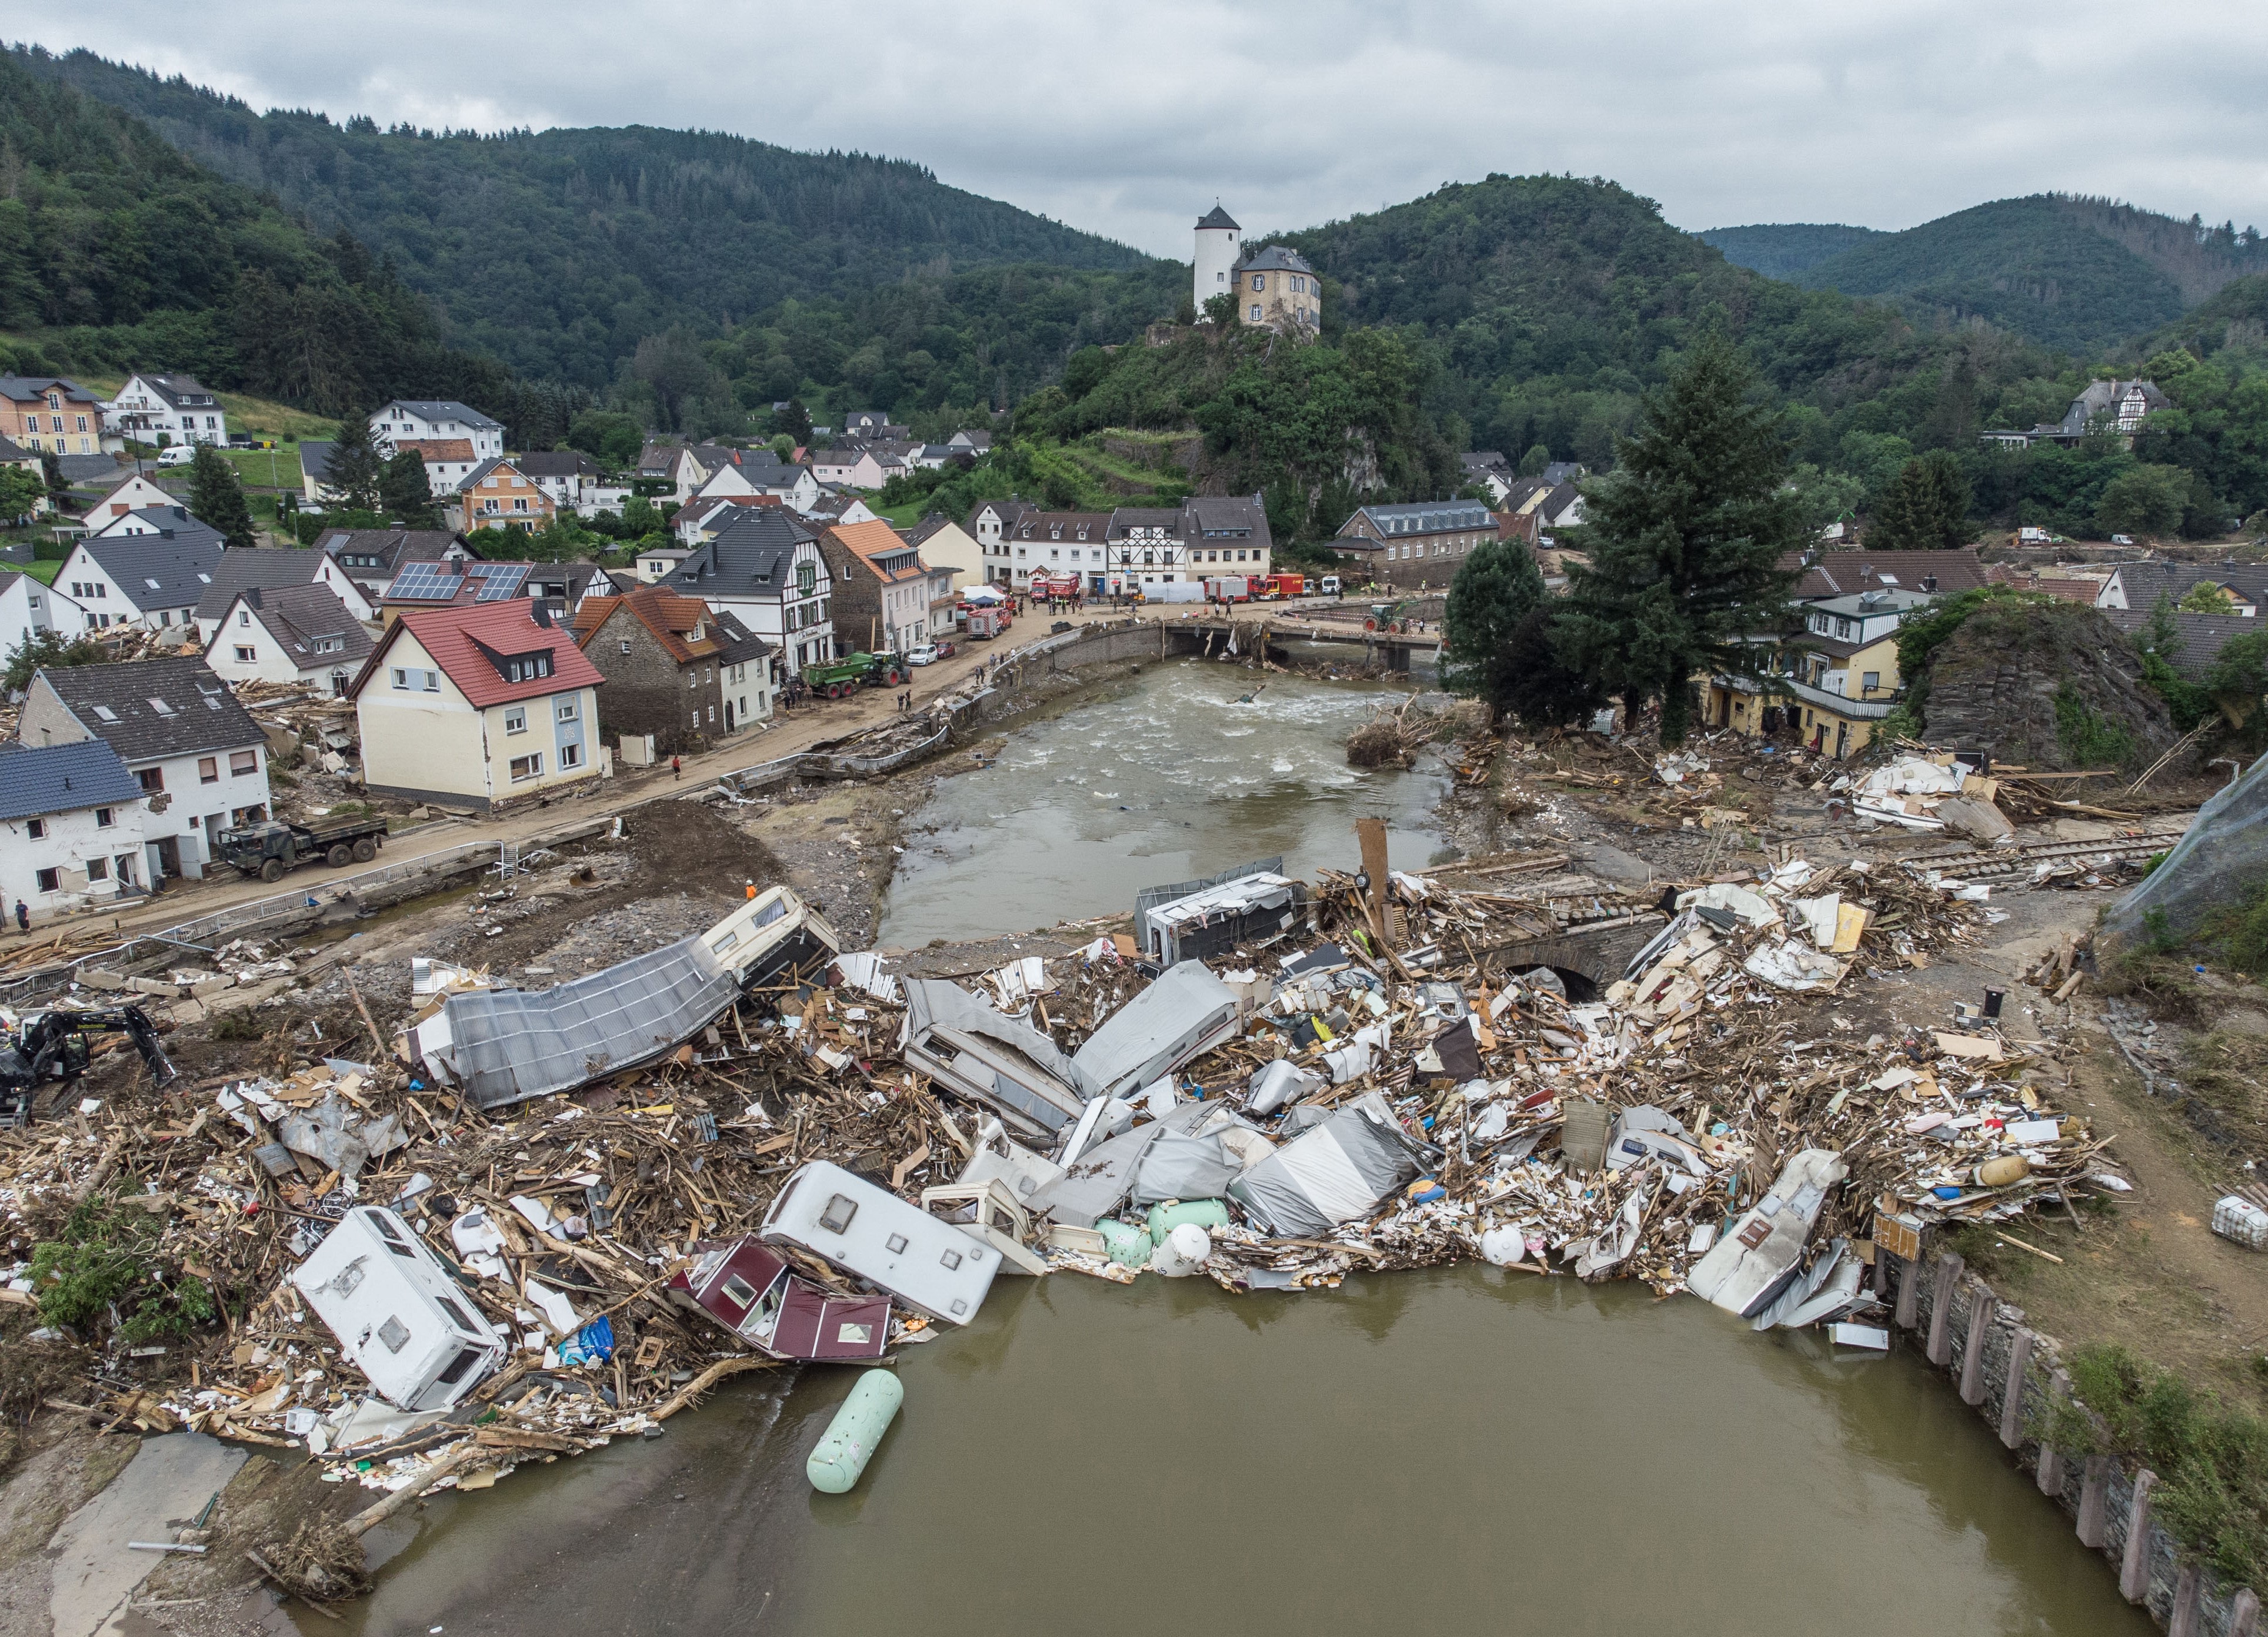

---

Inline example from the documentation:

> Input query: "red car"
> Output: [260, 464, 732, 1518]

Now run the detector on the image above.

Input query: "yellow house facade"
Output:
[1705, 588, 1923, 761]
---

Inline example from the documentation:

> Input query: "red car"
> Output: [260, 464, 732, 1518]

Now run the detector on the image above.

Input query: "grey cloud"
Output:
[19, 1, 2267, 257]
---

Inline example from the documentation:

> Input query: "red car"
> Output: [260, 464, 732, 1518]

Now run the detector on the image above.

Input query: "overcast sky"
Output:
[18, 2, 2266, 257]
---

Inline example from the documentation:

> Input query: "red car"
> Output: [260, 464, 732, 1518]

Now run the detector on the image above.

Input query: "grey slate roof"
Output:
[1236, 245, 1315, 275]
[0, 739, 142, 822]
[0, 375, 98, 405]
[381, 400, 501, 430]
[34, 655, 264, 761]
[78, 528, 224, 611]
[129, 372, 218, 409]
[236, 585, 373, 670]
[2102, 608, 2262, 682]
[1196, 204, 1240, 231]
[316, 529, 463, 584]
[2110, 561, 2268, 610]
[55, 453, 125, 486]
[194, 546, 322, 622]
[664, 508, 816, 602]
[513, 451, 599, 479]
[1185, 496, 1273, 549]
[0, 435, 33, 463]
[712, 609, 774, 665]
[1345, 500, 1491, 536]
[298, 441, 335, 486]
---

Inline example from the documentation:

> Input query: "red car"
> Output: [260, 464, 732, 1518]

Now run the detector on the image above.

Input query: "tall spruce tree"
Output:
[1442, 536, 1545, 714]
[186, 445, 257, 550]
[1866, 451, 1973, 550]
[378, 449, 439, 528]
[1560, 329, 1805, 744]
[324, 412, 384, 512]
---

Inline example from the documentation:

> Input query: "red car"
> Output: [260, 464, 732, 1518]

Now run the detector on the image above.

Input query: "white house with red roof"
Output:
[350, 601, 605, 808]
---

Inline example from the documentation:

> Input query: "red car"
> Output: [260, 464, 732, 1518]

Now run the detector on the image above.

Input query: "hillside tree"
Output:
[324, 414, 384, 512]
[186, 445, 256, 549]
[1559, 329, 1805, 743]
[1866, 451, 1974, 550]
[0, 464, 44, 524]
[1442, 537, 1545, 708]
[2096, 464, 2192, 540]
[378, 450, 439, 528]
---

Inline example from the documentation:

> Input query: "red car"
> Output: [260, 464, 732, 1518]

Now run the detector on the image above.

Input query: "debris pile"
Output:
[0, 832, 2137, 1545]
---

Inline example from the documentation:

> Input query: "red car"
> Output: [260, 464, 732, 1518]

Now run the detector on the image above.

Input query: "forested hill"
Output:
[19, 46, 1158, 386]
[1792, 195, 2268, 353]
[1698, 222, 1886, 281]
[0, 49, 515, 420]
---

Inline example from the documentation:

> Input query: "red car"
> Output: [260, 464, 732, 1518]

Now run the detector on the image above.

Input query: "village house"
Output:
[524, 564, 616, 624]
[205, 585, 374, 694]
[1182, 496, 1273, 582]
[715, 618, 776, 734]
[192, 548, 325, 643]
[515, 450, 604, 514]
[19, 655, 272, 881]
[2095, 561, 2268, 615]
[634, 442, 742, 505]
[839, 411, 910, 441]
[298, 440, 339, 504]
[632, 544, 697, 582]
[1006, 510, 1110, 590]
[811, 446, 892, 491]
[1981, 378, 2170, 449]
[371, 401, 505, 464]
[0, 739, 151, 913]
[948, 429, 992, 454]
[54, 519, 223, 632]
[652, 508, 835, 678]
[456, 458, 559, 532]
[691, 451, 820, 512]
[82, 472, 178, 525]
[819, 519, 948, 655]
[352, 601, 603, 808]
[798, 489, 881, 530]
[0, 568, 83, 656]
[1100, 508, 1186, 590]
[572, 584, 749, 752]
[904, 514, 981, 597]
[1332, 500, 1496, 591]
[105, 373, 226, 448]
[1459, 452, 1515, 505]
[1232, 245, 1320, 332]
[969, 499, 1034, 584]
[313, 529, 465, 624]
[0, 376, 112, 456]
[392, 436, 480, 496]
[1495, 478, 1586, 542]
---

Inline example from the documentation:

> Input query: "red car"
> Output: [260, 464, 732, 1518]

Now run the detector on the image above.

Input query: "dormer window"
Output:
[499, 651, 553, 684]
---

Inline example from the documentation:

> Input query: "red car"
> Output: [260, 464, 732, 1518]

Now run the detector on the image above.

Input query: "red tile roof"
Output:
[355, 600, 603, 709]
[573, 585, 722, 665]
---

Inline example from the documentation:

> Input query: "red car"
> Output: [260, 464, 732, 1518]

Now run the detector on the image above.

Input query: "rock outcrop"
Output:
[1920, 601, 2176, 771]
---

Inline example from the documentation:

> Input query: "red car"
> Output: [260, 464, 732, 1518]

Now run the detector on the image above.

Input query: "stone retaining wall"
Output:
[1890, 1248, 2260, 1636]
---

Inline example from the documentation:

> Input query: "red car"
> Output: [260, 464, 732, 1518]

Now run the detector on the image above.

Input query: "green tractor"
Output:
[803, 651, 911, 699]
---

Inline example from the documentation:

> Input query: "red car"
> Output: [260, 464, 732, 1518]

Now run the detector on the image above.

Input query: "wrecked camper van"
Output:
[1071, 960, 1244, 1101]
[405, 886, 840, 1109]
[762, 1161, 1000, 1323]
[897, 978, 1102, 1141]
[292, 1206, 509, 1410]
[669, 1236, 892, 1362]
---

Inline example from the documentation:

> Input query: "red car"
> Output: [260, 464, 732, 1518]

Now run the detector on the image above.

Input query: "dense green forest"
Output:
[1794, 195, 2267, 353]
[0, 51, 587, 436]
[1699, 222, 1886, 281]
[17, 46, 1154, 387]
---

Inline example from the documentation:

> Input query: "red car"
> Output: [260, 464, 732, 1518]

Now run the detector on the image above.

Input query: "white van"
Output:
[155, 445, 196, 468]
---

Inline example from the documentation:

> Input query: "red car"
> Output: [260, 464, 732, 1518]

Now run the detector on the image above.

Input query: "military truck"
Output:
[215, 815, 389, 882]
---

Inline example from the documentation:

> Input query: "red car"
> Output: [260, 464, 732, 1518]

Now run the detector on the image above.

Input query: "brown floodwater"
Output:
[318, 1268, 2152, 1637]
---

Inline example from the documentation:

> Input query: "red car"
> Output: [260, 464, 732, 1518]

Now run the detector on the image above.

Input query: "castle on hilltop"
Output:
[1194, 204, 1319, 333]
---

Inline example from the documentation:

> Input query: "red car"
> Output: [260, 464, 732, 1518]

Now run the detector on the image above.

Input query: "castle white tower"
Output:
[1194, 202, 1240, 316]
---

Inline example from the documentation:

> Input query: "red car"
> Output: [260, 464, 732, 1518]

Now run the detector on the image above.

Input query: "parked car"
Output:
[905, 644, 940, 666]
[2110, 534, 2135, 546]
[933, 639, 955, 659]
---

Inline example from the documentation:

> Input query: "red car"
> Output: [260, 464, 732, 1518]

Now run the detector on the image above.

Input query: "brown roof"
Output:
[572, 584, 722, 665]
[1983, 565, 2106, 604]
[822, 518, 929, 585]
[1783, 549, 1988, 601]
[393, 438, 478, 464]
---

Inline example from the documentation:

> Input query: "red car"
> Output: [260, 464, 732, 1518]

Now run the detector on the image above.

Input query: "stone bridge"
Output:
[1163, 618, 1442, 674]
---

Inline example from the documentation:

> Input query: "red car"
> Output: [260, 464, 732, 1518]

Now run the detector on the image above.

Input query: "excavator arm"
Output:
[0, 1005, 176, 1127]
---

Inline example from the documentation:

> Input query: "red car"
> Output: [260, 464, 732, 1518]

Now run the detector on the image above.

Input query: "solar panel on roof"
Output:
[386, 562, 461, 602]
[473, 566, 530, 602]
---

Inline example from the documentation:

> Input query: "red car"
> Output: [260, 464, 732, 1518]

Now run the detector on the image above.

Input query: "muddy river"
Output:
[879, 657, 1452, 946]
[328, 1271, 2147, 1636]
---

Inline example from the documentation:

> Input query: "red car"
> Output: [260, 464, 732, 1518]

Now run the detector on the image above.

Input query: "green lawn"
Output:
[873, 500, 925, 529]
[17, 558, 61, 584]
[222, 444, 304, 492]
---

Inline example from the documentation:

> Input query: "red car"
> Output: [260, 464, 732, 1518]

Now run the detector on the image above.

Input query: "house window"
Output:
[238, 611, 249, 626]
[94, 806, 115, 829]
[135, 768, 163, 794]
[230, 751, 258, 776]
[199, 757, 218, 784]
[509, 752, 543, 782]
[556, 699, 578, 722]
[35, 867, 58, 893]
[619, 639, 632, 655]
[86, 857, 108, 881]
[1862, 671, 1881, 692]
[1251, 275, 1263, 292]
[26, 817, 46, 838]
[559, 742, 582, 769]
[1250, 305, 1263, 322]
[505, 706, 527, 735]
[234, 645, 255, 663]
